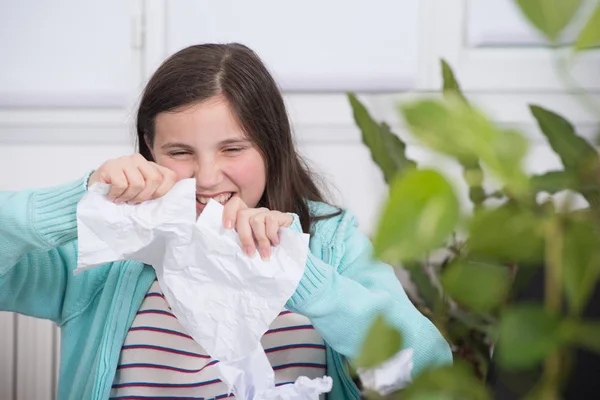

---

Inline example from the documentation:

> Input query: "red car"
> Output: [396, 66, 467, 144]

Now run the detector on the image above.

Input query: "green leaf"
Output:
[441, 59, 468, 105]
[409, 395, 454, 400]
[562, 216, 600, 314]
[355, 314, 403, 368]
[439, 60, 487, 209]
[447, 307, 496, 337]
[530, 105, 600, 206]
[442, 261, 511, 312]
[348, 93, 416, 185]
[530, 105, 599, 173]
[407, 262, 442, 311]
[468, 205, 545, 263]
[497, 304, 563, 369]
[374, 169, 460, 263]
[403, 362, 491, 400]
[514, 0, 583, 41]
[530, 170, 577, 194]
[575, 3, 600, 50]
[400, 98, 530, 199]
[380, 121, 417, 173]
[568, 320, 600, 353]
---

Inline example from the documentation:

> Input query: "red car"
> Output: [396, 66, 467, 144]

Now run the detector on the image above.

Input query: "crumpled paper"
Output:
[75, 178, 332, 399]
[357, 348, 413, 396]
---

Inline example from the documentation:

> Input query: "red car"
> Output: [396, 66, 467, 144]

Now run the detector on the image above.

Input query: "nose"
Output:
[194, 157, 223, 190]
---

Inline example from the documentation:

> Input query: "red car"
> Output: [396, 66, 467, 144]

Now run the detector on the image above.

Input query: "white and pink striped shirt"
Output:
[109, 280, 327, 399]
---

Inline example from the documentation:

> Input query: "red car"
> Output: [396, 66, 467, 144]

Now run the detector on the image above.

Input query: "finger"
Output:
[152, 165, 178, 199]
[105, 169, 129, 201]
[129, 162, 163, 203]
[265, 213, 281, 246]
[115, 165, 146, 203]
[236, 208, 258, 257]
[281, 212, 293, 227]
[250, 212, 271, 260]
[223, 197, 247, 230]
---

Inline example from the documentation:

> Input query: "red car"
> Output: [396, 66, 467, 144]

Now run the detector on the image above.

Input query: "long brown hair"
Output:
[136, 43, 338, 232]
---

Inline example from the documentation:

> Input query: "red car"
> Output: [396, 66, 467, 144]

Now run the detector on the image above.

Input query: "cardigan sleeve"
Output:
[0, 173, 108, 323]
[285, 211, 452, 378]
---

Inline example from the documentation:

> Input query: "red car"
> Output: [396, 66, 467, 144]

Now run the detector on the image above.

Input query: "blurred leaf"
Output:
[409, 395, 453, 400]
[448, 307, 496, 337]
[530, 105, 600, 206]
[568, 319, 600, 353]
[374, 169, 460, 263]
[575, 3, 600, 50]
[530, 105, 599, 173]
[403, 362, 491, 400]
[514, 0, 583, 41]
[380, 121, 417, 173]
[348, 93, 416, 185]
[489, 170, 575, 201]
[400, 98, 529, 199]
[441, 59, 468, 105]
[562, 216, 600, 314]
[406, 262, 442, 311]
[468, 205, 545, 263]
[440, 59, 486, 210]
[355, 314, 403, 368]
[497, 304, 563, 369]
[442, 261, 511, 312]
[530, 170, 577, 194]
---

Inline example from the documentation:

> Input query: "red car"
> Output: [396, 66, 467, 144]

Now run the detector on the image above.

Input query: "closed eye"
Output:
[224, 147, 243, 153]
[169, 151, 191, 156]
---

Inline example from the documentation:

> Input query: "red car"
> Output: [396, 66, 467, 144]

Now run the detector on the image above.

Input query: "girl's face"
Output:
[151, 95, 267, 218]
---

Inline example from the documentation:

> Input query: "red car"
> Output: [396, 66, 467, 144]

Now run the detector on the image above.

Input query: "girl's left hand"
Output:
[222, 197, 294, 261]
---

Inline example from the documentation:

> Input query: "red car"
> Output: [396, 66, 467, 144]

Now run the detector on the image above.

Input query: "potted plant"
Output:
[351, 1, 600, 398]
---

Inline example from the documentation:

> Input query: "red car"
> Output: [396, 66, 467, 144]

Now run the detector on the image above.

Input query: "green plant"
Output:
[351, 1, 600, 399]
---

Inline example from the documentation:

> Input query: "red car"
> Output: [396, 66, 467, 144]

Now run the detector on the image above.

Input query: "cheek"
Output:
[227, 153, 266, 191]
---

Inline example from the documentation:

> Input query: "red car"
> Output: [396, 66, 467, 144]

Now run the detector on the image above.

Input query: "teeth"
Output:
[197, 193, 233, 205]
[217, 193, 233, 204]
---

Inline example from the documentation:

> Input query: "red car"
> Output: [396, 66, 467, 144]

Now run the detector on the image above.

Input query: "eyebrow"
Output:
[160, 142, 195, 151]
[160, 138, 250, 150]
[219, 138, 251, 146]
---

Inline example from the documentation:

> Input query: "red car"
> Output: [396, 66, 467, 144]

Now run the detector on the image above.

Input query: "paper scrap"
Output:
[357, 348, 413, 396]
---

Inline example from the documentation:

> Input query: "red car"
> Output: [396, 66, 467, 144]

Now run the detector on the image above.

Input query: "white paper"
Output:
[217, 346, 332, 399]
[357, 348, 413, 396]
[75, 179, 332, 399]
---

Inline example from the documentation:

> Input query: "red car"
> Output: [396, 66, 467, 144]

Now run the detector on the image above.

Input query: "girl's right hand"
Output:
[87, 154, 178, 204]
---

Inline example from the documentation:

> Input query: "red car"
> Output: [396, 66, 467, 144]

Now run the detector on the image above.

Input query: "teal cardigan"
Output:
[0, 175, 452, 400]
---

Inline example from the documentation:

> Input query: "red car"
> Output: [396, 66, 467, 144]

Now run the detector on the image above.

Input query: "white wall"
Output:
[1, 0, 599, 399]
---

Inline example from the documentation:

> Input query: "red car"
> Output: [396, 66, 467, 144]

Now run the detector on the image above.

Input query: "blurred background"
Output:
[0, 0, 598, 399]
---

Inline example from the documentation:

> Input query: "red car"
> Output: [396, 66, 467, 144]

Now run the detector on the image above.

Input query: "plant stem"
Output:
[541, 218, 564, 400]
[545, 219, 563, 313]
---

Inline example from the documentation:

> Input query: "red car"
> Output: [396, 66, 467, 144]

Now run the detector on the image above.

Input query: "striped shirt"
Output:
[109, 280, 327, 399]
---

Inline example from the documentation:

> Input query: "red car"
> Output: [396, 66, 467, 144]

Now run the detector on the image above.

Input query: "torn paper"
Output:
[76, 179, 332, 399]
[357, 348, 413, 396]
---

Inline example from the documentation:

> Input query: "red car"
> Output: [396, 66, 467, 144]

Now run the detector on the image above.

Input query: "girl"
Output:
[0, 43, 452, 400]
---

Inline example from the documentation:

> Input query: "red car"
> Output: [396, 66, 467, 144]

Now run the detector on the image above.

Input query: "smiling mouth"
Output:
[196, 192, 234, 206]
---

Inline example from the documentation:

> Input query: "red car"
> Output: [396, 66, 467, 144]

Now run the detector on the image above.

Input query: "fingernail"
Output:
[224, 219, 233, 229]
[245, 245, 255, 257]
[260, 249, 270, 261]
